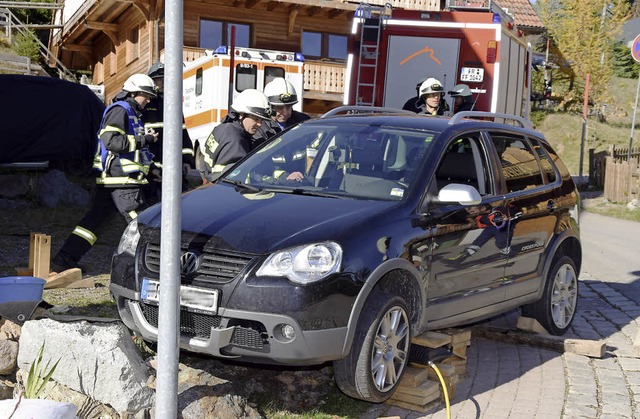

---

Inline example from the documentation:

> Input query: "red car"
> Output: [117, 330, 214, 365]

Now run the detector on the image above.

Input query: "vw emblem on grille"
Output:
[180, 251, 200, 275]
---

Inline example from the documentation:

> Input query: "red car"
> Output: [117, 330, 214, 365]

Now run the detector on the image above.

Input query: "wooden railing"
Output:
[303, 60, 346, 101]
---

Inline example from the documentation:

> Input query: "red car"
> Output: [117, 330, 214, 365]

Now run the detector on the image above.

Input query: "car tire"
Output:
[521, 255, 578, 335]
[333, 291, 411, 402]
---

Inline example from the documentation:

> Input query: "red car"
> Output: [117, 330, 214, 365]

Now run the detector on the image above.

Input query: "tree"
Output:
[535, 0, 630, 106]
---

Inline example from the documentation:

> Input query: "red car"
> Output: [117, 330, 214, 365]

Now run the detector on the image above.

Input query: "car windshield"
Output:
[224, 121, 437, 201]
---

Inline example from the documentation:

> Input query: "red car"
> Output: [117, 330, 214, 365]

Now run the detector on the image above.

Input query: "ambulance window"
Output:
[195, 67, 203, 96]
[264, 67, 285, 88]
[235, 63, 257, 92]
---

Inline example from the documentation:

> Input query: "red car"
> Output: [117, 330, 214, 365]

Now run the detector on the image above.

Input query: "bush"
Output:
[13, 29, 41, 62]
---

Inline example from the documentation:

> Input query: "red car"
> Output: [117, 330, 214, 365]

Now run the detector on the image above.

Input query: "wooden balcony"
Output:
[176, 47, 346, 103]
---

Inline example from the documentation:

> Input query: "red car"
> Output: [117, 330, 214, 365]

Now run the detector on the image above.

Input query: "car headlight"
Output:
[117, 219, 140, 256]
[256, 242, 342, 285]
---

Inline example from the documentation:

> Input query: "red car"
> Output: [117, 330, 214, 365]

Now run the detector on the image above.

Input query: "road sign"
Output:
[632, 34, 640, 62]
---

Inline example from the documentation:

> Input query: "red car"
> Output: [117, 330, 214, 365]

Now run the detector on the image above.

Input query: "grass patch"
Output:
[258, 384, 371, 419]
[582, 196, 640, 222]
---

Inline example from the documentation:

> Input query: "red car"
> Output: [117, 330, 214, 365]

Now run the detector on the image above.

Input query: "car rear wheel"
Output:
[521, 255, 578, 335]
[333, 291, 410, 402]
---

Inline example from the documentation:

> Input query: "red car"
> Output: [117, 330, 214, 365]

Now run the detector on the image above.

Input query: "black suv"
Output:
[110, 109, 581, 402]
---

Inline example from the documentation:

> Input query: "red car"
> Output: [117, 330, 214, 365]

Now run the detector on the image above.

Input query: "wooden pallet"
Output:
[386, 328, 471, 413]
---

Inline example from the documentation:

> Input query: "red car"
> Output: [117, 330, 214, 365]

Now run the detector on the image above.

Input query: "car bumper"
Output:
[110, 283, 349, 365]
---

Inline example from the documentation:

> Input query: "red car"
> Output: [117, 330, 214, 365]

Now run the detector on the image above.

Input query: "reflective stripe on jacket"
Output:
[95, 100, 152, 187]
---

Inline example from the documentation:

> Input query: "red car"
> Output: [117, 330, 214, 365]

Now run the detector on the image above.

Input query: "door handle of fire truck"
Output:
[547, 200, 557, 212]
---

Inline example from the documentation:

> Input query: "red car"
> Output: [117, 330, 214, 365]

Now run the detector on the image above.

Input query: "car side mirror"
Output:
[436, 183, 482, 205]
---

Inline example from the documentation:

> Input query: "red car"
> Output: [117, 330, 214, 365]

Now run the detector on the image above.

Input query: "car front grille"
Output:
[129, 300, 265, 349]
[143, 243, 255, 283]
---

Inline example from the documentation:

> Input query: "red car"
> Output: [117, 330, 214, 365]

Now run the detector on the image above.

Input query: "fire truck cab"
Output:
[182, 46, 304, 172]
[345, 2, 531, 118]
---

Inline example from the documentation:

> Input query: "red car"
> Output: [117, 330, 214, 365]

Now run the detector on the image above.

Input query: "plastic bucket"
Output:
[0, 276, 46, 303]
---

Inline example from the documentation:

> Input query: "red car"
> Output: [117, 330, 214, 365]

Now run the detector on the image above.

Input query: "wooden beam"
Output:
[63, 44, 92, 54]
[85, 21, 118, 32]
[245, 0, 261, 9]
[328, 9, 344, 19]
[266, 1, 279, 11]
[307, 6, 320, 16]
[114, 0, 150, 20]
[288, 5, 299, 35]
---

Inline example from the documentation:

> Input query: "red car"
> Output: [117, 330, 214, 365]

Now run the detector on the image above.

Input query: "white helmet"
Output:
[231, 89, 271, 120]
[263, 77, 298, 106]
[123, 74, 157, 97]
[448, 84, 472, 97]
[419, 78, 444, 97]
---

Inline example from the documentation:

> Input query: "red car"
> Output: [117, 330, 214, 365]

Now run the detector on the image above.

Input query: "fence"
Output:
[604, 156, 640, 203]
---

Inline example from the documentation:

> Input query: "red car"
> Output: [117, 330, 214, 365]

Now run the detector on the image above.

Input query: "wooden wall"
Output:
[182, 0, 352, 52]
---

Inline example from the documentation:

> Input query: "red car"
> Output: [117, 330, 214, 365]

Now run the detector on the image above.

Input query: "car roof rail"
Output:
[449, 111, 534, 130]
[321, 105, 416, 118]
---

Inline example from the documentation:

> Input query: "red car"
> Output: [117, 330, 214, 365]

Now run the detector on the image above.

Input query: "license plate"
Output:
[460, 67, 484, 82]
[141, 278, 219, 313]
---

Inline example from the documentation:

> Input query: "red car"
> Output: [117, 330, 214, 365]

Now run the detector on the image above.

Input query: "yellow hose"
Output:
[428, 360, 451, 419]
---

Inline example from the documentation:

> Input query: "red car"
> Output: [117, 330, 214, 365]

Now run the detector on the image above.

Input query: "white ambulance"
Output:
[182, 46, 305, 172]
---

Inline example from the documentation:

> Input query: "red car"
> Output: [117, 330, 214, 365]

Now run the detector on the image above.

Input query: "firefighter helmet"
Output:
[122, 74, 157, 97]
[419, 78, 444, 97]
[263, 77, 298, 106]
[147, 62, 164, 79]
[449, 84, 472, 97]
[231, 89, 271, 120]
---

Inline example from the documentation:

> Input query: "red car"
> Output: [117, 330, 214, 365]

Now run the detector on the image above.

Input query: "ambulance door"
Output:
[383, 36, 460, 110]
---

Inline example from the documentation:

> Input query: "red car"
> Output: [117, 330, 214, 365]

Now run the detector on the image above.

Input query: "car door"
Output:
[486, 132, 559, 300]
[423, 132, 509, 326]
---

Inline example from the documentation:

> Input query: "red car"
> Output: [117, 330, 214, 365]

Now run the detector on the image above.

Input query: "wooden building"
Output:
[48, 0, 541, 113]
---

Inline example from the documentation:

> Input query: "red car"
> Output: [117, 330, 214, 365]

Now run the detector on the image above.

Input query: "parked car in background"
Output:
[109, 108, 581, 402]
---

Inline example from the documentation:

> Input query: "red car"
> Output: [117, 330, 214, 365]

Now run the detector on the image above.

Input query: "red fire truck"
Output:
[344, 2, 532, 118]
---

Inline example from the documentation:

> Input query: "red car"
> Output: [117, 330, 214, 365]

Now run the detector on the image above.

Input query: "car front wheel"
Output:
[521, 255, 578, 335]
[333, 291, 411, 402]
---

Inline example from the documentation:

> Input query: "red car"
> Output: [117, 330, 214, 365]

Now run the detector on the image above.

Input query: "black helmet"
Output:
[148, 62, 164, 79]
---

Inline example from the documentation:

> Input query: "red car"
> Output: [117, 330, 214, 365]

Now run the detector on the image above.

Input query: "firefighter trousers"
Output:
[55, 185, 155, 264]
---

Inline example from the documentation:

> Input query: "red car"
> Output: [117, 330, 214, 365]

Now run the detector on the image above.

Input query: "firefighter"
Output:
[253, 77, 310, 148]
[201, 89, 271, 182]
[52, 74, 159, 271]
[143, 61, 195, 195]
[402, 77, 427, 113]
[448, 83, 475, 114]
[418, 78, 448, 116]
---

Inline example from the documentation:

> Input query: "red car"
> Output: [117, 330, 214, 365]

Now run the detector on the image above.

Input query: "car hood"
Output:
[138, 183, 397, 254]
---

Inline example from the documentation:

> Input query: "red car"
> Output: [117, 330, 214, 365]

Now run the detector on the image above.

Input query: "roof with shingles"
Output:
[494, 0, 545, 30]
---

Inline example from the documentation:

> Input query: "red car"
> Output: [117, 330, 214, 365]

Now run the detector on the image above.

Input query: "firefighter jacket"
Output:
[94, 96, 156, 187]
[142, 93, 195, 169]
[252, 110, 311, 149]
[202, 113, 253, 182]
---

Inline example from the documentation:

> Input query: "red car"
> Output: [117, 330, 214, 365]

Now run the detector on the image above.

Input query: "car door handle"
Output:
[547, 200, 557, 212]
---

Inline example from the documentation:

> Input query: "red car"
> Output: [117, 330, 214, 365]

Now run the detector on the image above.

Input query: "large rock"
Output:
[17, 319, 154, 413]
[0, 339, 18, 375]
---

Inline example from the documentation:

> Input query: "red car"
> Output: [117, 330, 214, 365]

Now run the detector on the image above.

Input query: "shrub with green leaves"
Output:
[13, 29, 41, 62]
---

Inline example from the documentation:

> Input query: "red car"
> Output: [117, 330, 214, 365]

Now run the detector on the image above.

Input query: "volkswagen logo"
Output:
[180, 251, 200, 275]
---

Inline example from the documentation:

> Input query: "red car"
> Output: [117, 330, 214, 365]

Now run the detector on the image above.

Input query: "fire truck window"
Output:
[235, 64, 257, 92]
[264, 67, 285, 88]
[195, 67, 203, 96]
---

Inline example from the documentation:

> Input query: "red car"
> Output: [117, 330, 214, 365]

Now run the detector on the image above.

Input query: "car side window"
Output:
[434, 134, 492, 195]
[489, 132, 544, 192]
[529, 138, 557, 184]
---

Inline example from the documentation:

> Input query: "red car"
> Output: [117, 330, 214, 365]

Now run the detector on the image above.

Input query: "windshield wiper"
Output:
[220, 178, 262, 193]
[288, 188, 343, 199]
